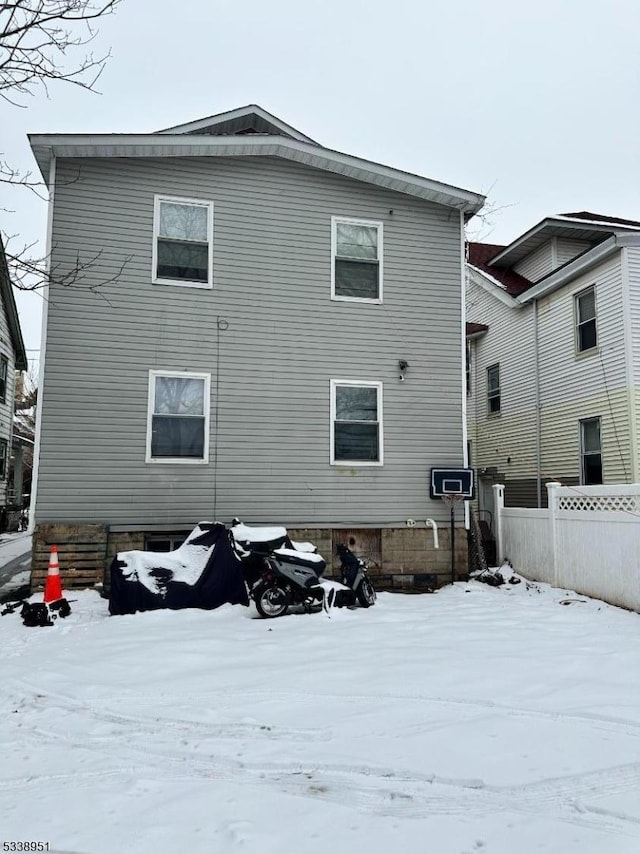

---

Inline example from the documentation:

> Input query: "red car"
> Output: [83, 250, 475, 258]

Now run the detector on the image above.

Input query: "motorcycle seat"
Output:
[231, 522, 288, 553]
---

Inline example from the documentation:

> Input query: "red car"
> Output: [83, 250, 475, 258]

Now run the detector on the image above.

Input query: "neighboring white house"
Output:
[466, 211, 640, 517]
[0, 237, 29, 526]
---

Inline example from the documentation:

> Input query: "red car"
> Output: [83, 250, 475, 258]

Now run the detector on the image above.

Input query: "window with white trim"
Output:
[575, 286, 597, 353]
[153, 196, 213, 287]
[0, 355, 7, 404]
[331, 217, 383, 302]
[487, 363, 500, 414]
[147, 371, 210, 462]
[331, 380, 383, 465]
[580, 417, 602, 484]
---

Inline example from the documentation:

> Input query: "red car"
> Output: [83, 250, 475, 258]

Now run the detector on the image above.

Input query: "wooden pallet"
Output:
[32, 523, 108, 590]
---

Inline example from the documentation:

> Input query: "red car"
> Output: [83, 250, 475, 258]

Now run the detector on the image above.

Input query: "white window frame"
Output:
[152, 195, 214, 289]
[330, 379, 383, 466]
[331, 216, 384, 304]
[579, 416, 603, 485]
[574, 285, 597, 354]
[487, 363, 501, 415]
[146, 370, 211, 464]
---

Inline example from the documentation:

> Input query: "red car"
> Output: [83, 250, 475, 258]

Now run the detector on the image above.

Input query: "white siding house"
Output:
[466, 212, 640, 512]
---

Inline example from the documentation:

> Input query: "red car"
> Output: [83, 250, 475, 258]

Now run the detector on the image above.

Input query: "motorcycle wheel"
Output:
[356, 578, 376, 608]
[255, 584, 290, 618]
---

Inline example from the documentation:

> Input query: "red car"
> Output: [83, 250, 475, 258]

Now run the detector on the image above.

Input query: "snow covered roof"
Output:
[467, 243, 534, 296]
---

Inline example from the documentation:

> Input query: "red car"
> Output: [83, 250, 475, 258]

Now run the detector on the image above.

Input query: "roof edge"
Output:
[0, 238, 28, 371]
[155, 103, 319, 145]
[28, 134, 486, 213]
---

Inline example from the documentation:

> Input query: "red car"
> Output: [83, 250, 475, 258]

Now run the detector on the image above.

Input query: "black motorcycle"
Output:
[336, 543, 376, 608]
[231, 522, 327, 618]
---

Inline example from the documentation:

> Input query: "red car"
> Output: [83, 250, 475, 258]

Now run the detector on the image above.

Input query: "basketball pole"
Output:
[450, 502, 455, 585]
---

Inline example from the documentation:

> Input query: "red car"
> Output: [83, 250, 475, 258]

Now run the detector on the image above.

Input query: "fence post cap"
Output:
[545, 481, 562, 488]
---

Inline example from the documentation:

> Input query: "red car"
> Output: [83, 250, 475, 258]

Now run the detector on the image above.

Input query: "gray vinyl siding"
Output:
[514, 242, 554, 283]
[36, 155, 465, 527]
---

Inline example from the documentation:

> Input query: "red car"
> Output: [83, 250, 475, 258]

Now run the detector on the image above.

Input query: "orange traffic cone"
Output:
[43, 545, 63, 604]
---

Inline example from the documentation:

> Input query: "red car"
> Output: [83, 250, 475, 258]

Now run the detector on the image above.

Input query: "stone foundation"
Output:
[31, 522, 469, 593]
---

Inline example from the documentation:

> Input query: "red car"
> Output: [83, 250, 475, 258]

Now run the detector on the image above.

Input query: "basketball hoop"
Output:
[441, 492, 465, 511]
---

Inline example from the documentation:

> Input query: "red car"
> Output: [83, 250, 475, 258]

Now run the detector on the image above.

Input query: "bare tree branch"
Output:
[2, 232, 132, 293]
[0, 1, 121, 104]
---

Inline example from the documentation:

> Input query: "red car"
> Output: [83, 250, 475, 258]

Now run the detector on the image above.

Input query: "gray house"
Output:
[29, 105, 485, 589]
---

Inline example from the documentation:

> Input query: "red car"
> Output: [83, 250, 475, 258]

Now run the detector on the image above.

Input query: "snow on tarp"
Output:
[230, 522, 288, 545]
[109, 522, 249, 615]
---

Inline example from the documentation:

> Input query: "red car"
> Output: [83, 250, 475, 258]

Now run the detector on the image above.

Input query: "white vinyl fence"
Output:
[494, 482, 640, 612]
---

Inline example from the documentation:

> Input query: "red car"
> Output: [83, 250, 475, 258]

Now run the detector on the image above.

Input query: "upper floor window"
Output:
[0, 438, 6, 479]
[331, 380, 383, 465]
[331, 217, 383, 303]
[0, 355, 7, 404]
[146, 371, 210, 463]
[580, 417, 602, 484]
[466, 340, 472, 396]
[153, 196, 213, 288]
[487, 363, 500, 414]
[575, 286, 597, 353]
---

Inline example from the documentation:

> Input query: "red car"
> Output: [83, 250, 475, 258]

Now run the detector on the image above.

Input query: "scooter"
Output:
[336, 543, 377, 608]
[231, 522, 328, 618]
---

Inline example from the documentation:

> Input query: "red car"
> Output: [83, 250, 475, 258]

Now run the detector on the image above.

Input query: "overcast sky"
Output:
[2, 0, 639, 377]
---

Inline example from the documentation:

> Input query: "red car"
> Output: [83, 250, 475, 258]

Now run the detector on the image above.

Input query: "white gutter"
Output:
[620, 246, 638, 482]
[533, 300, 542, 507]
[28, 134, 486, 214]
[461, 212, 470, 530]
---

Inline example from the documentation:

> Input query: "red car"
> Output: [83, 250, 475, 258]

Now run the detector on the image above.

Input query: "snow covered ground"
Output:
[1, 577, 639, 854]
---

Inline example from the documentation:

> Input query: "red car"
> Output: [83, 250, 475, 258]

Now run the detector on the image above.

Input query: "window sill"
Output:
[331, 460, 383, 467]
[145, 457, 209, 464]
[331, 295, 382, 305]
[575, 346, 599, 359]
[152, 277, 213, 290]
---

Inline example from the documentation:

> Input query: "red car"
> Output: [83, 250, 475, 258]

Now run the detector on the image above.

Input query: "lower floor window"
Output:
[580, 417, 602, 484]
[147, 371, 210, 462]
[331, 380, 383, 464]
[0, 439, 6, 479]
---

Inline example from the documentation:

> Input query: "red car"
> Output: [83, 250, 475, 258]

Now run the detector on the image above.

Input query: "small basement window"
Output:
[144, 532, 190, 552]
[153, 196, 213, 288]
[332, 217, 383, 302]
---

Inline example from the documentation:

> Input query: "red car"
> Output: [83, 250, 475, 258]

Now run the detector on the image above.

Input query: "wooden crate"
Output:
[32, 523, 108, 590]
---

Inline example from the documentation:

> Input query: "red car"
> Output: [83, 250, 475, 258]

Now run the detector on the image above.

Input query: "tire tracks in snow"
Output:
[5, 683, 640, 838]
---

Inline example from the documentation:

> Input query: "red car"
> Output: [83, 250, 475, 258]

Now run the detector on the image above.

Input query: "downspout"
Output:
[28, 155, 55, 534]
[620, 246, 638, 481]
[461, 211, 470, 530]
[533, 299, 542, 507]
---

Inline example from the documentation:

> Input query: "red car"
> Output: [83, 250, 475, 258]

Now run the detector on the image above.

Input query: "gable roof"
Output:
[29, 105, 486, 215]
[156, 104, 318, 145]
[467, 242, 534, 296]
[487, 212, 640, 268]
[0, 238, 28, 371]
